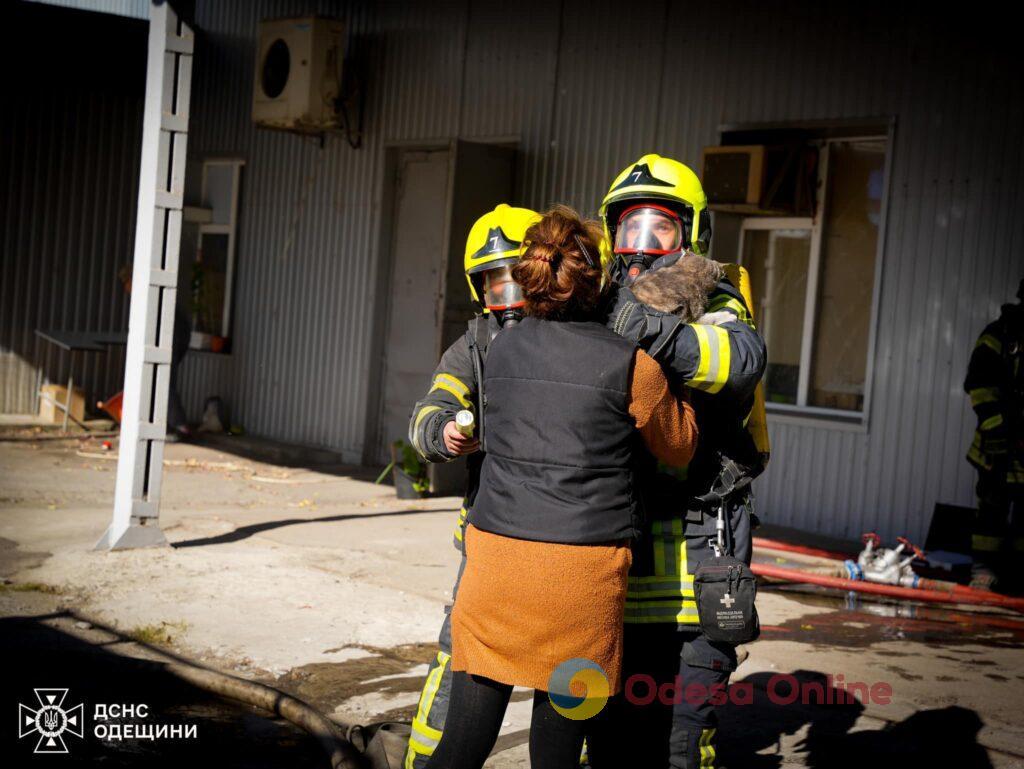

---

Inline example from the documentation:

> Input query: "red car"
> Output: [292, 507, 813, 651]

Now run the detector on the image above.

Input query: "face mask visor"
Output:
[614, 204, 684, 258]
[481, 264, 525, 312]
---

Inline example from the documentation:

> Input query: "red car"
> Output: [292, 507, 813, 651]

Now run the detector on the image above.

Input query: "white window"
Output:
[739, 137, 888, 419]
[188, 159, 243, 351]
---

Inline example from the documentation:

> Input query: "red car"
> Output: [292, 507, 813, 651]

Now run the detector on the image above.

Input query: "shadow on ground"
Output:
[1, 604, 326, 768]
[717, 670, 994, 769]
[171, 506, 458, 549]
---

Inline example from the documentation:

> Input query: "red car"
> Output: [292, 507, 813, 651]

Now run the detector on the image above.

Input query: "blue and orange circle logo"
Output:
[547, 658, 609, 720]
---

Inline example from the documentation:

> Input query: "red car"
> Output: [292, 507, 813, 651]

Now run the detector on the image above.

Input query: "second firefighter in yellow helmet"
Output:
[599, 153, 712, 284]
[405, 202, 538, 769]
[464, 203, 540, 328]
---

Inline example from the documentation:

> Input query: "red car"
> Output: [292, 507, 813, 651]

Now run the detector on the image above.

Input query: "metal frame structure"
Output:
[737, 131, 892, 426]
[97, 1, 193, 550]
[194, 158, 244, 344]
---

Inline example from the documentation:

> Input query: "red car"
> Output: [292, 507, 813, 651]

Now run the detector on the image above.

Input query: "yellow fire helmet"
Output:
[599, 154, 712, 281]
[463, 204, 540, 308]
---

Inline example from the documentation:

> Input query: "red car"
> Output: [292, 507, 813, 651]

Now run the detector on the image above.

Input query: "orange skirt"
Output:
[450, 524, 632, 694]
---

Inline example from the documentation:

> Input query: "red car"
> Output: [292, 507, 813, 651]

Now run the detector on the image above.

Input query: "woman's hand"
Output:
[442, 419, 480, 456]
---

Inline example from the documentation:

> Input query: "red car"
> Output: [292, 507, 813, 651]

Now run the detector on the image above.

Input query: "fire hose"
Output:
[751, 561, 1024, 613]
[163, 660, 366, 769]
[751, 536, 854, 562]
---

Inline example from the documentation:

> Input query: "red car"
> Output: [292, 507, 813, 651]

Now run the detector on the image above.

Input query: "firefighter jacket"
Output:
[965, 303, 1024, 484]
[408, 313, 498, 550]
[605, 275, 767, 499]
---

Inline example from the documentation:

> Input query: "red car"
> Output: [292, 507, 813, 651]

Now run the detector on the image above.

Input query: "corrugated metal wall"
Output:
[23, 0, 149, 20]
[0, 2, 146, 414]
[177, 0, 1023, 541]
[6, 0, 1021, 542]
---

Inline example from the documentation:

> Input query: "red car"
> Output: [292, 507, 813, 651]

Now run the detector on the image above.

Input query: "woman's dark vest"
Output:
[469, 315, 641, 544]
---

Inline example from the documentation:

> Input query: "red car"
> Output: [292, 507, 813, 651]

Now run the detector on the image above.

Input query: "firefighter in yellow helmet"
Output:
[964, 278, 1024, 591]
[404, 204, 539, 769]
[588, 154, 768, 769]
[601, 153, 712, 283]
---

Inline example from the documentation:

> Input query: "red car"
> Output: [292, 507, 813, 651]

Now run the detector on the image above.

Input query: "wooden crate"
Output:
[38, 384, 86, 424]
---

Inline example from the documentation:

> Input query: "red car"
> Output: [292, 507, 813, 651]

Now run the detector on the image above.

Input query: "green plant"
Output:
[128, 621, 188, 646]
[394, 439, 430, 493]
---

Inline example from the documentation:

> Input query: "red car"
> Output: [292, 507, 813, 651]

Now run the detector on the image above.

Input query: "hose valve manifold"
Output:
[845, 532, 923, 588]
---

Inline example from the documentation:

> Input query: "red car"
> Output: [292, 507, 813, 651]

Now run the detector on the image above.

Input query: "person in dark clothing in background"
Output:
[964, 278, 1024, 591]
[119, 264, 192, 441]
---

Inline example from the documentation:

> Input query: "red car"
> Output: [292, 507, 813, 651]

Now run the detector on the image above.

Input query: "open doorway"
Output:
[367, 141, 516, 486]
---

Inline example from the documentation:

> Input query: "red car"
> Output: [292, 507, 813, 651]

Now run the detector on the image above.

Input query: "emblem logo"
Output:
[18, 688, 84, 754]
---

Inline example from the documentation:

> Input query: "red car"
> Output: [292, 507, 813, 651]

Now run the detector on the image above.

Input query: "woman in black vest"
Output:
[425, 206, 697, 769]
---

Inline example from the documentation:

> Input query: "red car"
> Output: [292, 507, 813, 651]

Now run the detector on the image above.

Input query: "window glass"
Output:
[743, 228, 812, 405]
[205, 164, 234, 225]
[192, 233, 228, 335]
[808, 140, 886, 411]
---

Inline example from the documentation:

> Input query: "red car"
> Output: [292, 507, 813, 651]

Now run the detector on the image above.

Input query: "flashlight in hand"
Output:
[455, 410, 475, 438]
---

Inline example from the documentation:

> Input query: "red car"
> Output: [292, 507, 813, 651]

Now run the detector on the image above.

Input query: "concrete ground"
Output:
[1, 430, 1023, 768]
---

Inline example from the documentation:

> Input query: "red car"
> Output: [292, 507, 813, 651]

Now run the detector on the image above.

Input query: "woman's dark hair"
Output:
[512, 205, 605, 321]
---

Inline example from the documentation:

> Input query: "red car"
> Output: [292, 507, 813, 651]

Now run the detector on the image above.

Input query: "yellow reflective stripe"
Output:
[627, 587, 695, 599]
[421, 651, 450, 726]
[706, 295, 753, 327]
[980, 414, 1004, 431]
[628, 574, 695, 586]
[430, 381, 471, 409]
[624, 615, 701, 625]
[627, 573, 695, 598]
[642, 518, 693, 595]
[452, 507, 468, 543]
[690, 325, 712, 388]
[977, 333, 1002, 354]
[624, 598, 699, 613]
[435, 374, 470, 399]
[623, 600, 700, 624]
[969, 387, 1000, 407]
[687, 325, 731, 394]
[1012, 538, 1024, 552]
[674, 518, 687, 578]
[700, 728, 717, 769]
[412, 406, 442, 453]
[407, 650, 449, 764]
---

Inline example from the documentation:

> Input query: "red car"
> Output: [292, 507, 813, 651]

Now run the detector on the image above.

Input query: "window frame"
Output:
[736, 129, 894, 426]
[195, 158, 244, 343]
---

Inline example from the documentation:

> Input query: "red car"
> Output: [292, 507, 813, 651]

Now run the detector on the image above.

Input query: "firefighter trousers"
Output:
[405, 554, 465, 769]
[973, 469, 1024, 579]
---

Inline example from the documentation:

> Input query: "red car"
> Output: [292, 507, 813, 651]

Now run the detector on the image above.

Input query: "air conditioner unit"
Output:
[701, 145, 766, 208]
[252, 17, 345, 133]
[701, 144, 818, 215]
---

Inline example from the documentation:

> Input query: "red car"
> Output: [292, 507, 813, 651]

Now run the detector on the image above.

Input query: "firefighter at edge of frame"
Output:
[964, 277, 1024, 593]
[591, 153, 769, 769]
[403, 203, 539, 769]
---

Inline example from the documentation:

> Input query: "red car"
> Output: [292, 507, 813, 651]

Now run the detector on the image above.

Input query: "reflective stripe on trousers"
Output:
[626, 518, 700, 626]
[405, 651, 451, 768]
[452, 506, 468, 549]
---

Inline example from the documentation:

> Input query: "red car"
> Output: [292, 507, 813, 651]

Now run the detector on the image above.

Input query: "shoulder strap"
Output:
[465, 316, 488, 444]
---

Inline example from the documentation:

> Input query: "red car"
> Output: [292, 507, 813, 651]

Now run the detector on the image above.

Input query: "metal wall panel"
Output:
[23, 0, 149, 20]
[12, 0, 1014, 541]
[1, 3, 145, 415]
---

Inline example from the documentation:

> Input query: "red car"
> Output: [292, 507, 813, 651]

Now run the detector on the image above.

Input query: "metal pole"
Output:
[97, 2, 193, 550]
[63, 353, 73, 433]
